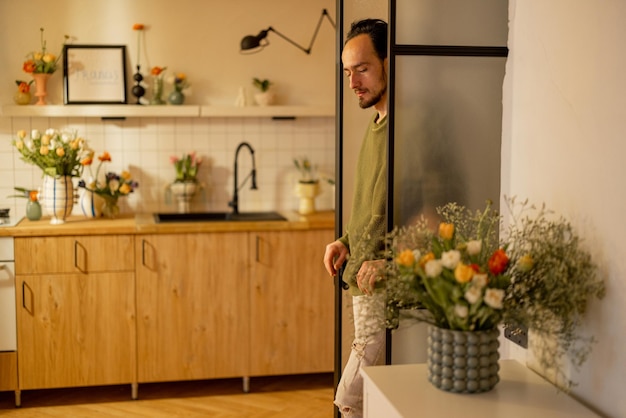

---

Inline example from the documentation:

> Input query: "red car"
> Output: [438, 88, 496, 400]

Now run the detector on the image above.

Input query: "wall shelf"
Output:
[1, 105, 334, 119]
[200, 105, 334, 118]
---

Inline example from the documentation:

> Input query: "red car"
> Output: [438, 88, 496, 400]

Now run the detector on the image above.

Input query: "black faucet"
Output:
[228, 142, 258, 215]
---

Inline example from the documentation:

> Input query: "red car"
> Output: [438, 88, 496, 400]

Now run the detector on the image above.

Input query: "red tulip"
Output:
[488, 249, 509, 275]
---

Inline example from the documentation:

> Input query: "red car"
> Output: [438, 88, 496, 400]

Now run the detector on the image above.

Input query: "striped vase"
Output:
[41, 175, 75, 224]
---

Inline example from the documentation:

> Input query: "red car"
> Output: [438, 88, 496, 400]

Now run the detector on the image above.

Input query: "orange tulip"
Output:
[396, 249, 415, 267]
[98, 151, 111, 162]
[23, 60, 36, 73]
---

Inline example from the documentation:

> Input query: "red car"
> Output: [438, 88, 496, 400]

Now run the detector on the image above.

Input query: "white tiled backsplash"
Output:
[0, 116, 336, 218]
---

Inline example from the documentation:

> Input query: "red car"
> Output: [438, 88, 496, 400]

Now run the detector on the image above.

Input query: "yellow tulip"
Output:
[39, 146, 49, 155]
[517, 254, 534, 272]
[17, 130, 26, 139]
[439, 223, 454, 240]
[119, 183, 131, 195]
[56, 147, 65, 157]
[454, 263, 474, 283]
[43, 53, 56, 63]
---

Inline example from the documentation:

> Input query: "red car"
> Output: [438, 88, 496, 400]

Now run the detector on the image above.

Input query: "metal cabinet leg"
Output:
[14, 390, 21, 407]
[242, 376, 250, 393]
[131, 382, 138, 400]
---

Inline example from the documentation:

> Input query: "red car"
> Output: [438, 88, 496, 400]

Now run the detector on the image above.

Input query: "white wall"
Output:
[0, 0, 336, 216]
[502, 2, 626, 417]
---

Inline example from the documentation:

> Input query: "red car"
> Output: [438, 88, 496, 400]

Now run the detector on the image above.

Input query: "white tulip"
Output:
[424, 259, 443, 278]
[441, 250, 461, 269]
[467, 240, 482, 256]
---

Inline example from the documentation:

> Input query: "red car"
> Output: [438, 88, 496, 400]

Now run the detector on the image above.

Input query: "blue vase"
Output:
[168, 90, 185, 105]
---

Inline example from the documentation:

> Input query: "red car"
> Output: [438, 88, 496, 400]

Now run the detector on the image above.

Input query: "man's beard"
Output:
[358, 85, 387, 109]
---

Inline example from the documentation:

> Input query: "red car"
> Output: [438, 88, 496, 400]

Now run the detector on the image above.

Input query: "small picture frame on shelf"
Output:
[63, 45, 128, 105]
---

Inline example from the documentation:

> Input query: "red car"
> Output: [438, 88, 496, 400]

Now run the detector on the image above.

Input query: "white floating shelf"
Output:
[200, 105, 335, 118]
[1, 105, 200, 118]
[1, 104, 335, 119]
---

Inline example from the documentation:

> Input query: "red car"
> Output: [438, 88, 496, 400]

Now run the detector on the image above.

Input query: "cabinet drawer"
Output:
[15, 235, 134, 274]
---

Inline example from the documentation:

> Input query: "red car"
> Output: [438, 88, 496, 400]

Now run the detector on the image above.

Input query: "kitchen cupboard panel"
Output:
[0, 352, 17, 391]
[16, 272, 136, 389]
[15, 235, 134, 274]
[249, 229, 335, 376]
[136, 233, 250, 382]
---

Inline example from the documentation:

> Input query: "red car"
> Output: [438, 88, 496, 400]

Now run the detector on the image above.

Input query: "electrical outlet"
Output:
[504, 323, 528, 348]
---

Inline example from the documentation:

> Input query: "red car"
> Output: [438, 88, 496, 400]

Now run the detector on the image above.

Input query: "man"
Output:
[323, 18, 388, 418]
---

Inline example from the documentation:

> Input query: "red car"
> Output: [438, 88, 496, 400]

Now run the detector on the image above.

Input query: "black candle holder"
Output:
[131, 65, 145, 105]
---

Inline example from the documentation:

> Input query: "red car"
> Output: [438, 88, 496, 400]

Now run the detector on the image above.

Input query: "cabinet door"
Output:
[136, 233, 250, 382]
[249, 229, 335, 376]
[15, 235, 134, 274]
[16, 272, 136, 389]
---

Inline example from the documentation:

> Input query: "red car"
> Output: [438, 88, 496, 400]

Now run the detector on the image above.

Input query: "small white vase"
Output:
[79, 189, 105, 218]
[254, 91, 276, 106]
[170, 181, 198, 213]
[41, 175, 75, 224]
[294, 182, 320, 215]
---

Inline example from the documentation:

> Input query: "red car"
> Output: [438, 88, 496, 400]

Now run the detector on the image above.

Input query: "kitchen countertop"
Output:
[0, 210, 335, 237]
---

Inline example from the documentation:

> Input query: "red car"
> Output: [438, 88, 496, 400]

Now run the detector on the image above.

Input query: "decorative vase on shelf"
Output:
[426, 325, 500, 394]
[131, 65, 146, 105]
[40, 175, 74, 224]
[150, 77, 166, 105]
[32, 73, 52, 105]
[170, 181, 198, 213]
[254, 91, 276, 106]
[168, 89, 185, 105]
[101, 195, 120, 219]
[294, 182, 320, 215]
[13, 91, 31, 105]
[79, 189, 105, 218]
[26, 199, 42, 221]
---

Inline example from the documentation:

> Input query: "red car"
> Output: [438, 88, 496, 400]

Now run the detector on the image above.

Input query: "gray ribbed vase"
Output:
[427, 325, 500, 393]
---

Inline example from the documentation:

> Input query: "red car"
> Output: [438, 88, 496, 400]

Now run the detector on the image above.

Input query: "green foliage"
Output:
[293, 157, 318, 183]
[501, 197, 605, 390]
[253, 78, 271, 92]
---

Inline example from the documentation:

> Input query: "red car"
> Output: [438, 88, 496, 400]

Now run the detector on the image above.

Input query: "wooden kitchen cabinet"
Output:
[135, 232, 250, 383]
[248, 229, 335, 376]
[14, 235, 136, 390]
[15, 235, 135, 275]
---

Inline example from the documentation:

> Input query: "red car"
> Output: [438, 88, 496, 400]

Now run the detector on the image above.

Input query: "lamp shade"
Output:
[240, 30, 269, 52]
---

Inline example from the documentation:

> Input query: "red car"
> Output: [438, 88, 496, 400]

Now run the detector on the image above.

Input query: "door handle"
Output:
[22, 281, 34, 315]
[74, 240, 87, 273]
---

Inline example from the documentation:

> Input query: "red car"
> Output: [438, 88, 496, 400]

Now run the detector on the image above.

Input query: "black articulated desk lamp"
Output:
[240, 8, 335, 54]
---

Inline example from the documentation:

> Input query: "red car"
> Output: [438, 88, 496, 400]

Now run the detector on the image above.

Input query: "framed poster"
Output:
[63, 45, 127, 104]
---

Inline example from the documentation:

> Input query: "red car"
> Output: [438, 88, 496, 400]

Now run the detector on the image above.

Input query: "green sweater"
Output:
[339, 113, 388, 295]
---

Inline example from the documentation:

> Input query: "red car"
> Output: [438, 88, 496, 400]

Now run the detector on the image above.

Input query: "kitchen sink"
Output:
[154, 211, 287, 223]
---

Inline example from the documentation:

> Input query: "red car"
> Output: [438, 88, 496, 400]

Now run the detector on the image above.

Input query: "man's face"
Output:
[341, 34, 387, 110]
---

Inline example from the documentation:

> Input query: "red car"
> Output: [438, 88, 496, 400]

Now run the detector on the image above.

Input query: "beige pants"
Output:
[334, 293, 386, 418]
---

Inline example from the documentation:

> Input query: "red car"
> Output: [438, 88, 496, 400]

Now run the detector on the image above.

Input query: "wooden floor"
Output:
[0, 373, 335, 417]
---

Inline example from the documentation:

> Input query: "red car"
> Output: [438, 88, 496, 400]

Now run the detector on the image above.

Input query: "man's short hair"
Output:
[345, 19, 388, 61]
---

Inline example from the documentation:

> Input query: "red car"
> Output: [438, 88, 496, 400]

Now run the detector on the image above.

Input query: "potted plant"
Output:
[381, 199, 605, 393]
[293, 157, 320, 214]
[253, 77, 275, 106]
[168, 152, 202, 213]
